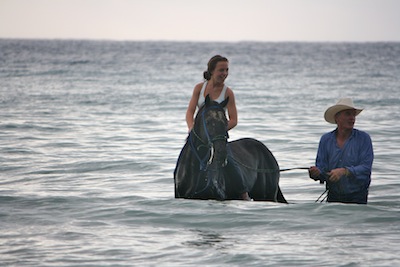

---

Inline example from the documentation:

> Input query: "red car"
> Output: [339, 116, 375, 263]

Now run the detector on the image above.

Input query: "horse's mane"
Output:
[194, 94, 229, 124]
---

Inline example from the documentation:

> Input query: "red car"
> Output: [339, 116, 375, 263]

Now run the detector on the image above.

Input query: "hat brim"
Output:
[324, 105, 363, 124]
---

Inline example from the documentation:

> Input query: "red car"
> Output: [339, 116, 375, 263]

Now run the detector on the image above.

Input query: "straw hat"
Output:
[324, 98, 363, 124]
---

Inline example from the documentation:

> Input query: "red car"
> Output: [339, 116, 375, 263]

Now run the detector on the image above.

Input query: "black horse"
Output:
[174, 95, 287, 203]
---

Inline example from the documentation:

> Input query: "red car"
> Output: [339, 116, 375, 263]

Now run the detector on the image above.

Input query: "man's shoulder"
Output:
[321, 129, 336, 140]
[353, 128, 370, 137]
[353, 128, 372, 141]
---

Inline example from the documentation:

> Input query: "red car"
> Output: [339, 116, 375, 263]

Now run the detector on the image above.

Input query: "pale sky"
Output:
[1, 0, 399, 42]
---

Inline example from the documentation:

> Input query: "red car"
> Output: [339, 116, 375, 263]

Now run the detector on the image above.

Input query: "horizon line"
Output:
[1, 37, 400, 44]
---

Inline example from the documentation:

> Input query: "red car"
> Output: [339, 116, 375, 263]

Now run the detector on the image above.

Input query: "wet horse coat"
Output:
[174, 96, 287, 203]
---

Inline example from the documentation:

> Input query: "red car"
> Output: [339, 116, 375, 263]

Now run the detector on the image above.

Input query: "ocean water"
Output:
[0, 39, 399, 266]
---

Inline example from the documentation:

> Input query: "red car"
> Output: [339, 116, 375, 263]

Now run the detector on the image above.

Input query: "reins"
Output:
[315, 189, 329, 202]
[189, 104, 228, 171]
[230, 157, 328, 202]
[190, 104, 310, 174]
[188, 99, 328, 202]
[230, 155, 309, 174]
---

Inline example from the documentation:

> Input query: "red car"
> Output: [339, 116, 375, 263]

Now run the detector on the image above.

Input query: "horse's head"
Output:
[188, 95, 230, 199]
[192, 95, 229, 170]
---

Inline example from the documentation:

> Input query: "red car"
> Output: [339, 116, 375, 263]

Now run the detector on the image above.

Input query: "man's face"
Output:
[335, 109, 357, 130]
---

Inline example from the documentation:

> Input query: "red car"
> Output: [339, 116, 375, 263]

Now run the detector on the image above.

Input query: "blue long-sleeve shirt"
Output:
[316, 128, 374, 195]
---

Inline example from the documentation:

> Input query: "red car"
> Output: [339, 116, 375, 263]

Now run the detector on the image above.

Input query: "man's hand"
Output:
[308, 166, 320, 181]
[327, 168, 347, 183]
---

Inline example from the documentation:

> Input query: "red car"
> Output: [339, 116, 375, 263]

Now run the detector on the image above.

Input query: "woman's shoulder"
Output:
[225, 86, 235, 98]
[193, 82, 205, 92]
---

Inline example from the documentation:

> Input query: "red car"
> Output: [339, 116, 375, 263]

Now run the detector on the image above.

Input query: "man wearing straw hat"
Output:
[309, 98, 374, 204]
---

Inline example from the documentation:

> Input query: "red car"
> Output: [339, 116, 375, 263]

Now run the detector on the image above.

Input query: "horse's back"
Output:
[228, 138, 287, 203]
[228, 138, 278, 168]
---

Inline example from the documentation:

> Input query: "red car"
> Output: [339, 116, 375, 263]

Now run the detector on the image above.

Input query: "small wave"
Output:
[69, 60, 90, 65]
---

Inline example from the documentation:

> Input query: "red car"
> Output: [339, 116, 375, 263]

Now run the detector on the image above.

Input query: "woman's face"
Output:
[211, 61, 229, 83]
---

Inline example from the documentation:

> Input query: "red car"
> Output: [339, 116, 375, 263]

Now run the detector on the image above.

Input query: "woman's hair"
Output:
[203, 55, 228, 80]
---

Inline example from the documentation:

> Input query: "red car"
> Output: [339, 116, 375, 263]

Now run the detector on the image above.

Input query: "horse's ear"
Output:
[220, 97, 229, 108]
[205, 94, 211, 106]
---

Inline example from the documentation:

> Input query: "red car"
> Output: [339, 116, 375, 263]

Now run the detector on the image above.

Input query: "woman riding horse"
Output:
[174, 96, 287, 203]
[185, 55, 250, 200]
